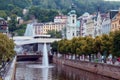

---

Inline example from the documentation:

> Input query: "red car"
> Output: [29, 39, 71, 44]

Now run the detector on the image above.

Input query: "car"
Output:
[117, 57, 120, 62]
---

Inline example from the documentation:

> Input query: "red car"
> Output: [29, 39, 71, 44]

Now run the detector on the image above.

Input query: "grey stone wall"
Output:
[53, 57, 120, 79]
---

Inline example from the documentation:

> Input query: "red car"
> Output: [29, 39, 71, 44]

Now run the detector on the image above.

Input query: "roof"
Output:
[109, 10, 118, 19]
[14, 37, 61, 45]
[0, 17, 4, 20]
[68, 10, 76, 15]
[13, 36, 33, 41]
[82, 12, 90, 17]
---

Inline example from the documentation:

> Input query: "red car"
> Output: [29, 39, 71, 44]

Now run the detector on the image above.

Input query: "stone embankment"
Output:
[4, 56, 16, 80]
[53, 57, 120, 80]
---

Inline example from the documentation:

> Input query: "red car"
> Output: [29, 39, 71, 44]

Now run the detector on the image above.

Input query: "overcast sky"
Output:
[104, 0, 120, 1]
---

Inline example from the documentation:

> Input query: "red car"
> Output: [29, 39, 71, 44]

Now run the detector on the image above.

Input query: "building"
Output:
[25, 22, 65, 36]
[34, 23, 44, 35]
[78, 12, 91, 37]
[111, 10, 120, 32]
[101, 13, 111, 34]
[86, 17, 94, 37]
[66, 9, 79, 40]
[0, 17, 8, 34]
[94, 11, 102, 37]
[43, 22, 65, 34]
[23, 8, 29, 15]
[54, 15, 67, 23]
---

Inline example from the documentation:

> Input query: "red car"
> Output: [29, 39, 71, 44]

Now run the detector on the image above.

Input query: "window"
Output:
[73, 20, 75, 24]
[73, 33, 74, 36]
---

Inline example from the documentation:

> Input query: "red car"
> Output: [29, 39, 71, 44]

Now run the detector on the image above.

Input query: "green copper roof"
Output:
[70, 10, 76, 14]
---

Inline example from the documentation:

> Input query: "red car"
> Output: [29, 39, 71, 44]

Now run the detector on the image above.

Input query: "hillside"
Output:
[31, 0, 120, 15]
[0, 0, 120, 15]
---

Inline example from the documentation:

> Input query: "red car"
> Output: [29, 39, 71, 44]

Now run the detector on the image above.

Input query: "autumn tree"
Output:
[0, 33, 15, 65]
[111, 31, 120, 57]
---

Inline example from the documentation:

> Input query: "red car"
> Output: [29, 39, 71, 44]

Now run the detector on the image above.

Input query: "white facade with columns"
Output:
[66, 10, 79, 40]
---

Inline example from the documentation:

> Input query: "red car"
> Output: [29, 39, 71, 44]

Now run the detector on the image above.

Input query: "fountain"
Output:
[42, 43, 49, 67]
[27, 42, 53, 68]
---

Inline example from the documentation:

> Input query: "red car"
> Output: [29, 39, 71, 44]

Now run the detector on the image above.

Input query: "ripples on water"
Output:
[15, 62, 116, 80]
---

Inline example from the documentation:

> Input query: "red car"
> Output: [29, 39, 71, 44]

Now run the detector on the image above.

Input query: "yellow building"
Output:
[111, 11, 120, 32]
[43, 22, 65, 34]
[33, 22, 65, 35]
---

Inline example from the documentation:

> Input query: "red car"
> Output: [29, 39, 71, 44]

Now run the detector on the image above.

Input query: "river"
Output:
[15, 61, 116, 80]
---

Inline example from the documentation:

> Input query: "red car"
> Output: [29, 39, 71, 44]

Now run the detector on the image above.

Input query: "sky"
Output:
[104, 0, 120, 1]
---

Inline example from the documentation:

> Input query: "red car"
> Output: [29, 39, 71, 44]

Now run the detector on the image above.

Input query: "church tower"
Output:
[66, 4, 78, 40]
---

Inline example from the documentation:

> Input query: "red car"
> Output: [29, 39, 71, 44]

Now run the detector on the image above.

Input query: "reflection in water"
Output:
[42, 68, 49, 80]
[16, 62, 116, 80]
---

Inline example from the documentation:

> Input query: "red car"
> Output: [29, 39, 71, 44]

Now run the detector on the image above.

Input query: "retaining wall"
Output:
[4, 56, 16, 80]
[53, 57, 120, 79]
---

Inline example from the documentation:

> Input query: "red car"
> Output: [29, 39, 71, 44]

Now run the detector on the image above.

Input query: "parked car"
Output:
[117, 57, 120, 62]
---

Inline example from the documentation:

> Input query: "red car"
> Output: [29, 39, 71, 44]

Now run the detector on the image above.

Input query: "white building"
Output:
[54, 15, 67, 23]
[94, 12, 102, 37]
[101, 13, 111, 35]
[86, 17, 94, 37]
[66, 9, 79, 40]
[78, 12, 91, 37]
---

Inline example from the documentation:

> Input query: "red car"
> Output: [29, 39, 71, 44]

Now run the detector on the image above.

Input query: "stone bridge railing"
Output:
[53, 57, 120, 79]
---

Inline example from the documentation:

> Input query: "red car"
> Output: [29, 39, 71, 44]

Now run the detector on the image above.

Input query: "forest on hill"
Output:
[0, 0, 120, 17]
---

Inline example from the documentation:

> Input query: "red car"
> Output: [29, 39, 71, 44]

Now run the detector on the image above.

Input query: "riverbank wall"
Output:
[53, 57, 120, 79]
[4, 56, 16, 80]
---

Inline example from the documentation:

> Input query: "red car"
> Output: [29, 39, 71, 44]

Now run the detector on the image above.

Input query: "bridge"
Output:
[13, 35, 61, 62]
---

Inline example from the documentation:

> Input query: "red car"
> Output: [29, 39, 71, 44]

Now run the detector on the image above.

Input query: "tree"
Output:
[58, 39, 68, 58]
[47, 30, 62, 38]
[0, 33, 15, 65]
[94, 36, 102, 54]
[84, 36, 94, 61]
[8, 14, 17, 32]
[11, 7, 23, 16]
[111, 31, 120, 57]
[14, 24, 26, 36]
[51, 41, 58, 55]
[0, 10, 7, 19]
[100, 34, 112, 62]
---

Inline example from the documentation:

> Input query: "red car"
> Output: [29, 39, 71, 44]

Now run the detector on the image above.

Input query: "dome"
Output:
[70, 10, 76, 14]
[82, 12, 90, 17]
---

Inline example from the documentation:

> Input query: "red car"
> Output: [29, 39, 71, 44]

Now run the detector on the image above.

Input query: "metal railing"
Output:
[0, 60, 12, 79]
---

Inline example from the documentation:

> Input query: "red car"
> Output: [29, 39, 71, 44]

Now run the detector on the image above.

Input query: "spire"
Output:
[71, 3, 75, 10]
[97, 6, 100, 12]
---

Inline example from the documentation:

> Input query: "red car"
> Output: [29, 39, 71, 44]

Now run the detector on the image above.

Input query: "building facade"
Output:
[86, 17, 94, 37]
[66, 9, 79, 40]
[101, 13, 111, 35]
[111, 11, 120, 32]
[43, 22, 65, 34]
[54, 15, 67, 23]
[25, 22, 65, 36]
[94, 12, 102, 37]
[0, 17, 8, 34]
[78, 12, 92, 37]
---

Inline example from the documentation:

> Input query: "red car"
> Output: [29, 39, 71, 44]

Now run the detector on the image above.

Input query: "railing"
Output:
[4, 56, 16, 80]
[0, 60, 12, 79]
